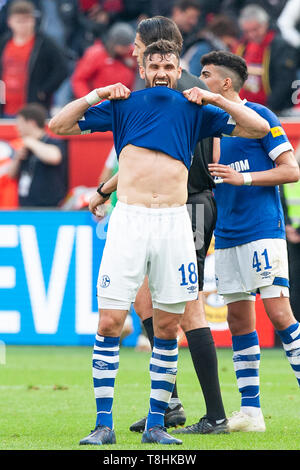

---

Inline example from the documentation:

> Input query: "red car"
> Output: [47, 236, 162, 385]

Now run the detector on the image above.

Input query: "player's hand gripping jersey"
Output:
[214, 101, 293, 249]
[78, 87, 236, 169]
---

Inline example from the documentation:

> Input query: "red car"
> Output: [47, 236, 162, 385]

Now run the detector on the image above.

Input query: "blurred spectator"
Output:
[79, 0, 151, 24]
[150, 0, 175, 17]
[38, 0, 93, 59]
[170, 0, 202, 54]
[7, 103, 67, 207]
[182, 14, 239, 76]
[150, 0, 226, 28]
[196, 0, 225, 18]
[0, 0, 42, 36]
[0, 139, 18, 207]
[78, 0, 124, 39]
[150, 0, 222, 20]
[79, 0, 124, 18]
[277, 0, 300, 115]
[236, 4, 298, 114]
[0, 0, 68, 117]
[37, 0, 96, 113]
[120, 1, 152, 23]
[72, 21, 136, 98]
[280, 146, 300, 321]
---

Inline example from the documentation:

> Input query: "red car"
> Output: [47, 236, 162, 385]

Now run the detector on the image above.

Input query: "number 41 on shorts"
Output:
[252, 248, 272, 272]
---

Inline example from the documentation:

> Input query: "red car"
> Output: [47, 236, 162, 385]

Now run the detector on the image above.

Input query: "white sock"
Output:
[241, 406, 261, 418]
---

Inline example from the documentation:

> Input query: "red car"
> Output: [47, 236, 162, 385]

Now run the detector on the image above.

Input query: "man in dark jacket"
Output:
[0, 0, 68, 117]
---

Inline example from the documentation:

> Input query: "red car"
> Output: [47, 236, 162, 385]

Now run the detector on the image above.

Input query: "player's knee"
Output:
[267, 307, 294, 330]
[156, 325, 178, 339]
[227, 312, 250, 336]
[263, 296, 295, 330]
[155, 317, 180, 340]
[98, 311, 123, 336]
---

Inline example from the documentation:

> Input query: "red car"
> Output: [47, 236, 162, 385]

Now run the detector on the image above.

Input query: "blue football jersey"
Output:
[214, 101, 293, 249]
[78, 87, 236, 169]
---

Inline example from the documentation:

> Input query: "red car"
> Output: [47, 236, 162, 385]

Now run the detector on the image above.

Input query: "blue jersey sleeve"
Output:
[78, 100, 112, 134]
[257, 105, 293, 161]
[199, 104, 236, 139]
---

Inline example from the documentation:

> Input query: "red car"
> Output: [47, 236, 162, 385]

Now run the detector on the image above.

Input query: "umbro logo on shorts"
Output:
[261, 271, 271, 279]
[187, 285, 198, 294]
[100, 275, 110, 288]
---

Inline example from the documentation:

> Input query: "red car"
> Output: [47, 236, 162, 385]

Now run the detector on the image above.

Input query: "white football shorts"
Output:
[215, 238, 290, 304]
[97, 201, 199, 312]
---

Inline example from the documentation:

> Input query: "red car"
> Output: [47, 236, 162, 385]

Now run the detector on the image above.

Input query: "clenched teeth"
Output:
[155, 80, 168, 86]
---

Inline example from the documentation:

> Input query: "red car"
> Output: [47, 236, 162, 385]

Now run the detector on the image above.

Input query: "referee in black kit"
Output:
[97, 16, 228, 435]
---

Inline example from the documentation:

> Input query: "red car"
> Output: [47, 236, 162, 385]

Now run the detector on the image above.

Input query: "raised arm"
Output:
[183, 87, 270, 139]
[49, 83, 131, 136]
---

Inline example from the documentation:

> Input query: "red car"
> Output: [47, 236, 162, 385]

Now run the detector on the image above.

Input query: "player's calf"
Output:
[146, 336, 178, 430]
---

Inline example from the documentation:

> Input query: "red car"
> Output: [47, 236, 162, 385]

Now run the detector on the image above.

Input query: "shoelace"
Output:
[90, 424, 110, 433]
[148, 425, 173, 436]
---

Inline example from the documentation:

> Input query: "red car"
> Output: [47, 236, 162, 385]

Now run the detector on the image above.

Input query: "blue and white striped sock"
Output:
[276, 322, 300, 386]
[146, 336, 178, 430]
[93, 334, 120, 429]
[232, 331, 261, 415]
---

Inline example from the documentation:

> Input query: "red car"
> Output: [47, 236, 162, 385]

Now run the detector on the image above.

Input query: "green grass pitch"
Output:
[0, 345, 299, 451]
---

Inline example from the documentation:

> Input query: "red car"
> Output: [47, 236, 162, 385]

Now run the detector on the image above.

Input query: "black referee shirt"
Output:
[177, 69, 215, 195]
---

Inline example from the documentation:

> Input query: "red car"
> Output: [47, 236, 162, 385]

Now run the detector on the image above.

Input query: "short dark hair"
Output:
[17, 103, 47, 128]
[137, 16, 183, 54]
[201, 51, 248, 91]
[143, 40, 181, 67]
[8, 0, 35, 17]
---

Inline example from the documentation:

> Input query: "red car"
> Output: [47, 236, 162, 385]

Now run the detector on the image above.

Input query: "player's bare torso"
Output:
[117, 144, 188, 207]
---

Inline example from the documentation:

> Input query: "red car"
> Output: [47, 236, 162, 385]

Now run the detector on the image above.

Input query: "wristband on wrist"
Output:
[97, 182, 112, 199]
[242, 172, 252, 185]
[85, 89, 100, 106]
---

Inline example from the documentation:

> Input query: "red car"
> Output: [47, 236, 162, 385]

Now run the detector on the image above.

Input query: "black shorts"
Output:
[187, 190, 217, 291]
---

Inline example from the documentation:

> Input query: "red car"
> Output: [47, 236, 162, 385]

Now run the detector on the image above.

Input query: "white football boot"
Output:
[228, 409, 266, 432]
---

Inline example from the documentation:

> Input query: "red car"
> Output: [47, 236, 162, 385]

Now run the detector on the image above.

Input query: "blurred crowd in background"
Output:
[1, 0, 300, 119]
